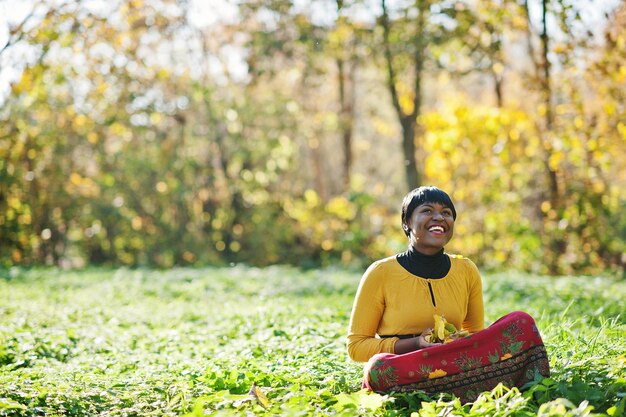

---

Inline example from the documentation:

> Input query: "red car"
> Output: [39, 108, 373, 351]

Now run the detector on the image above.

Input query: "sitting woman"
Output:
[347, 186, 550, 402]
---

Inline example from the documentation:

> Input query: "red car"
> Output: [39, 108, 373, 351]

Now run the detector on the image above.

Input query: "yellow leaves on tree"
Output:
[66, 173, 101, 198]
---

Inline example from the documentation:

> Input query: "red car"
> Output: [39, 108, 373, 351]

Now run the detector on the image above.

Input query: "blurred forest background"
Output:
[0, 0, 624, 275]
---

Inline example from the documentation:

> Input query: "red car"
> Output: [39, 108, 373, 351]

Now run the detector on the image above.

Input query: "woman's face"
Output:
[406, 202, 455, 255]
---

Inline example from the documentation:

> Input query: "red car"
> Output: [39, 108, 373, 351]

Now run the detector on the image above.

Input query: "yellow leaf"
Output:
[321, 240, 333, 251]
[574, 117, 584, 129]
[399, 93, 414, 114]
[248, 382, 269, 409]
[326, 196, 357, 220]
[304, 189, 320, 208]
[73, 114, 88, 129]
[150, 112, 163, 124]
[433, 314, 446, 342]
[431, 315, 468, 343]
[70, 172, 83, 185]
[548, 152, 563, 171]
[87, 132, 98, 144]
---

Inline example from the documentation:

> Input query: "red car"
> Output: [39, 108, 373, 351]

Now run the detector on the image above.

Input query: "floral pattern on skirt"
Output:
[362, 311, 550, 403]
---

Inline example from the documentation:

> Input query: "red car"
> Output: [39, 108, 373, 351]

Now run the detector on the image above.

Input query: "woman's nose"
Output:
[433, 211, 444, 220]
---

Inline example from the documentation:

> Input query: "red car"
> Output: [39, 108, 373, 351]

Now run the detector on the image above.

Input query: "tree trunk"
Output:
[337, 57, 355, 191]
[401, 116, 419, 189]
[336, 0, 357, 192]
[538, 0, 565, 274]
[380, 0, 425, 190]
[540, 0, 559, 201]
[494, 72, 503, 108]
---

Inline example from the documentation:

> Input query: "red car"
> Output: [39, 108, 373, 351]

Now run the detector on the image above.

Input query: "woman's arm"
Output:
[393, 328, 439, 354]
[347, 262, 397, 362]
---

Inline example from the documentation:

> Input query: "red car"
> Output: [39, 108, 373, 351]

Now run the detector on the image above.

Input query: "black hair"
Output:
[401, 186, 457, 236]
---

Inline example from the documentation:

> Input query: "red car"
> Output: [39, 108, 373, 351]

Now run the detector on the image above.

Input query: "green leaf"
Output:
[357, 389, 388, 411]
[0, 398, 28, 410]
[332, 392, 358, 410]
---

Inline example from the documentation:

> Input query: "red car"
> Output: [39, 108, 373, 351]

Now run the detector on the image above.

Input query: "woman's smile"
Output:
[427, 225, 445, 234]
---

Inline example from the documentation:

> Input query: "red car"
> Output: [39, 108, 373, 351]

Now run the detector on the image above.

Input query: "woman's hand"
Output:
[393, 328, 442, 355]
[416, 328, 440, 349]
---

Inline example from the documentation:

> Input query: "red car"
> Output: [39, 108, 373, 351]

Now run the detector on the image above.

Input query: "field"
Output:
[0, 266, 624, 416]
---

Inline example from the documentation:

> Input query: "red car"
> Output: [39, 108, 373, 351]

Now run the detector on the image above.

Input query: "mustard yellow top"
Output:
[347, 254, 485, 362]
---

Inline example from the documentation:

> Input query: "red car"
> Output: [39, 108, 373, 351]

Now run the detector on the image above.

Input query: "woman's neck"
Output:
[408, 245, 444, 258]
[396, 245, 451, 278]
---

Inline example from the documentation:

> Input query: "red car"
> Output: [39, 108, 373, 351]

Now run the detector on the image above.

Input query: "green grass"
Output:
[0, 266, 624, 416]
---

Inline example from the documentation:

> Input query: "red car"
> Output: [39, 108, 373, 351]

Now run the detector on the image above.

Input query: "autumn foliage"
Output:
[0, 0, 624, 275]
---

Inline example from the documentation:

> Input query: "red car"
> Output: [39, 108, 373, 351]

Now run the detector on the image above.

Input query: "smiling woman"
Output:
[346, 186, 550, 402]
[402, 189, 456, 256]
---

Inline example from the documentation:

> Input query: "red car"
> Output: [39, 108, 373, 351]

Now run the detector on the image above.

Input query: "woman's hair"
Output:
[401, 186, 457, 236]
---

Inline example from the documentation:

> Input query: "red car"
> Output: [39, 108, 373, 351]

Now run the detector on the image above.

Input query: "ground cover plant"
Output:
[0, 266, 624, 416]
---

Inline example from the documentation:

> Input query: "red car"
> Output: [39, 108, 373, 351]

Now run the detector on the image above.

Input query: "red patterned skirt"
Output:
[362, 311, 550, 402]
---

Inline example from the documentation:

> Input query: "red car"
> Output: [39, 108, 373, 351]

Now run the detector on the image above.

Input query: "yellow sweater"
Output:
[347, 254, 484, 362]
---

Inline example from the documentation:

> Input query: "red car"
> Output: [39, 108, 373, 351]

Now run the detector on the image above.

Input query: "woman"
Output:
[347, 186, 549, 402]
